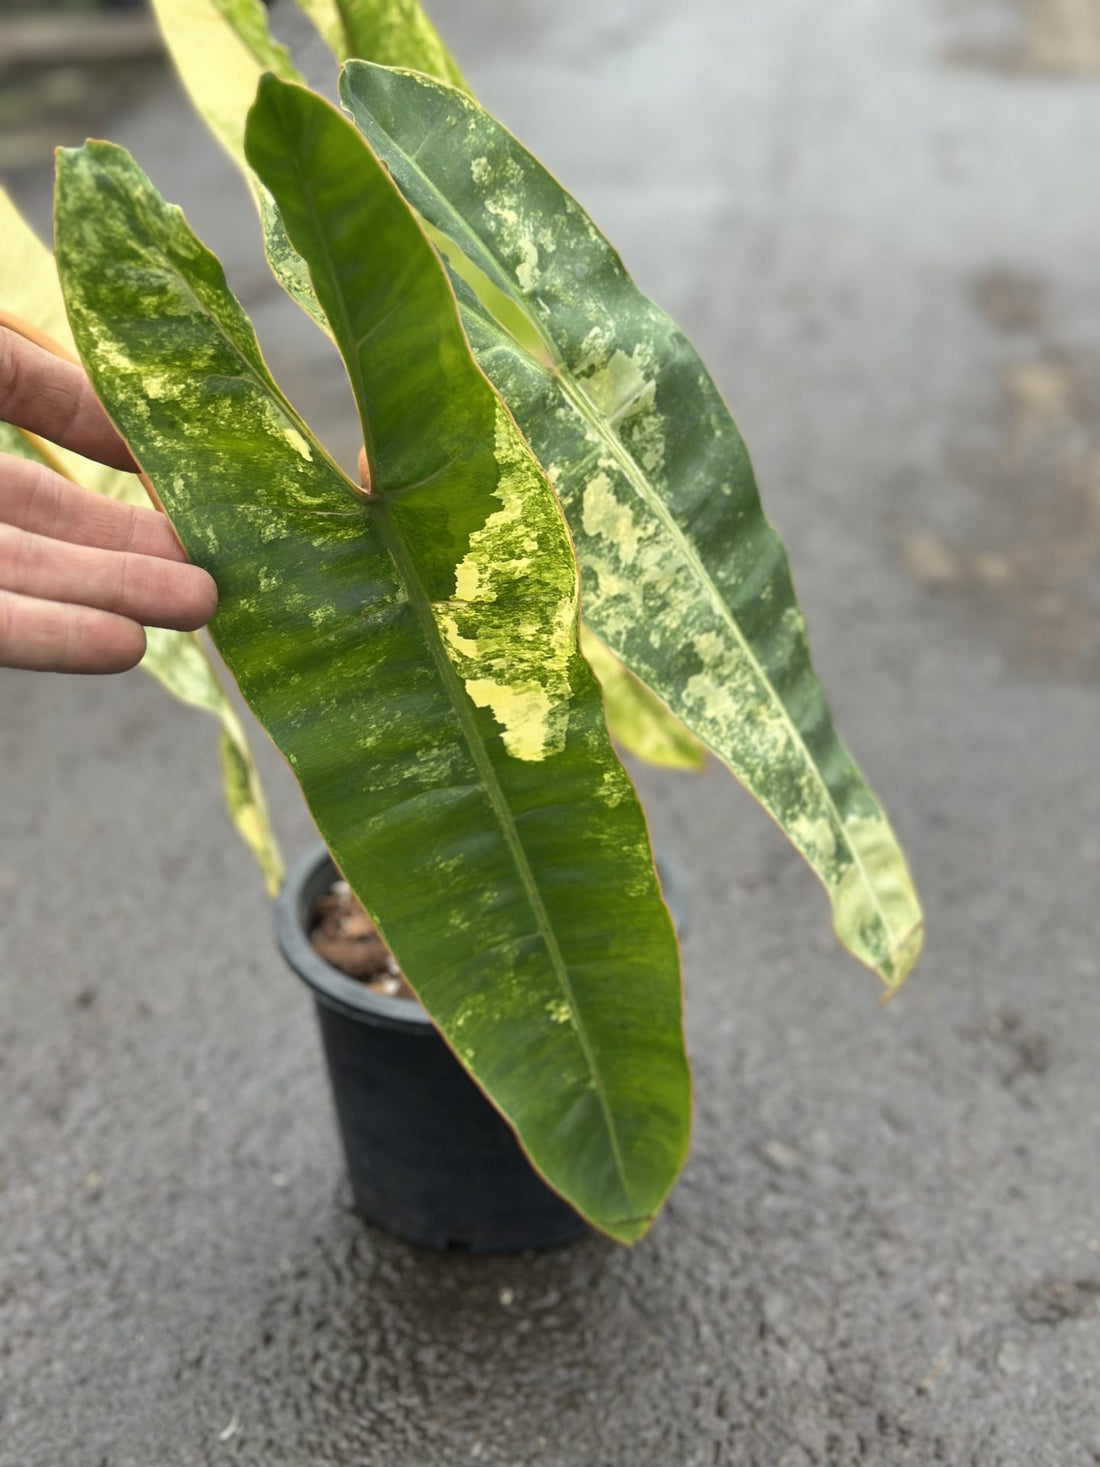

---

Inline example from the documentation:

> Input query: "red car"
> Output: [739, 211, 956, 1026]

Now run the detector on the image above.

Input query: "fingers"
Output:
[0, 325, 136, 473]
[1, 451, 186, 562]
[0, 522, 217, 633]
[0, 449, 217, 676]
[0, 589, 147, 674]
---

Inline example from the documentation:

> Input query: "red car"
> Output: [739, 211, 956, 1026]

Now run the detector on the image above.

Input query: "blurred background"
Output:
[0, 0, 154, 180]
[2, 2, 1100, 1465]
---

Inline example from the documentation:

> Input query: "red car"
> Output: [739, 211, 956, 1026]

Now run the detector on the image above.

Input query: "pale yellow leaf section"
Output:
[0, 188, 283, 893]
[150, 2, 333, 334]
[143, 629, 285, 895]
[434, 405, 575, 762]
[0, 190, 127, 498]
[149, 0, 294, 171]
[580, 626, 705, 772]
[0, 189, 76, 354]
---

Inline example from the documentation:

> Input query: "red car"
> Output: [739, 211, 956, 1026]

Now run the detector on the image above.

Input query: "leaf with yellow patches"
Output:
[151, 0, 461, 336]
[0, 188, 282, 894]
[54, 92, 689, 1243]
[343, 63, 924, 991]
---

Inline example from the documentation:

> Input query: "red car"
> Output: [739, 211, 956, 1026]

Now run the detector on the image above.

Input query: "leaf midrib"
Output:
[372, 114, 908, 975]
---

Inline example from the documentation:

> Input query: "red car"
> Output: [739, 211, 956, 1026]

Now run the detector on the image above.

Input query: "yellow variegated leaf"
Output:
[0, 189, 131, 498]
[149, 0, 333, 331]
[152, 0, 467, 339]
[0, 188, 75, 353]
[0, 190, 282, 893]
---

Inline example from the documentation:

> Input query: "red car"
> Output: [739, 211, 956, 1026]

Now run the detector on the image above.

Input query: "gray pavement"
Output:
[2, 1, 1100, 1463]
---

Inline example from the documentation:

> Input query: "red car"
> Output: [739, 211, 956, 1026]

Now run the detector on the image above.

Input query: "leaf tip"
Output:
[597, 1211, 658, 1246]
[878, 915, 925, 1000]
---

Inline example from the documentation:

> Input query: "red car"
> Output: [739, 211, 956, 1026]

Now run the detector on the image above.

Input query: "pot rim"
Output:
[276, 844, 434, 1032]
[276, 841, 690, 1034]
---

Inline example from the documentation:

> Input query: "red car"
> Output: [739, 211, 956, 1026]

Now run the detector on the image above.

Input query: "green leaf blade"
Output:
[342, 63, 923, 990]
[55, 126, 690, 1241]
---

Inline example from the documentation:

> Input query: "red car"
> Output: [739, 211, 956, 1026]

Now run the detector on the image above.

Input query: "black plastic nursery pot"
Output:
[276, 844, 687, 1255]
[276, 844, 584, 1253]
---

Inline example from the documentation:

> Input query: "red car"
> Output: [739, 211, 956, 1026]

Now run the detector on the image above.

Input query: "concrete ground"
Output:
[2, 0, 1100, 1462]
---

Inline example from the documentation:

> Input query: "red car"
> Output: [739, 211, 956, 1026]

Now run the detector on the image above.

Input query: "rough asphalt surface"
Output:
[3, 1, 1100, 1463]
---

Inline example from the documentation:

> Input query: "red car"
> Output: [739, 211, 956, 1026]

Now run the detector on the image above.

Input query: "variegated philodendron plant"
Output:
[6, 0, 923, 1241]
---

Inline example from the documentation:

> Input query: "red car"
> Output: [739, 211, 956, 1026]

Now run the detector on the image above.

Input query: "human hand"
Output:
[0, 323, 217, 673]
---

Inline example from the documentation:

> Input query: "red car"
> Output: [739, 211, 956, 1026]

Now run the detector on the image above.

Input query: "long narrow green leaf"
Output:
[0, 189, 282, 892]
[54, 121, 690, 1242]
[293, 0, 466, 87]
[342, 63, 923, 990]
